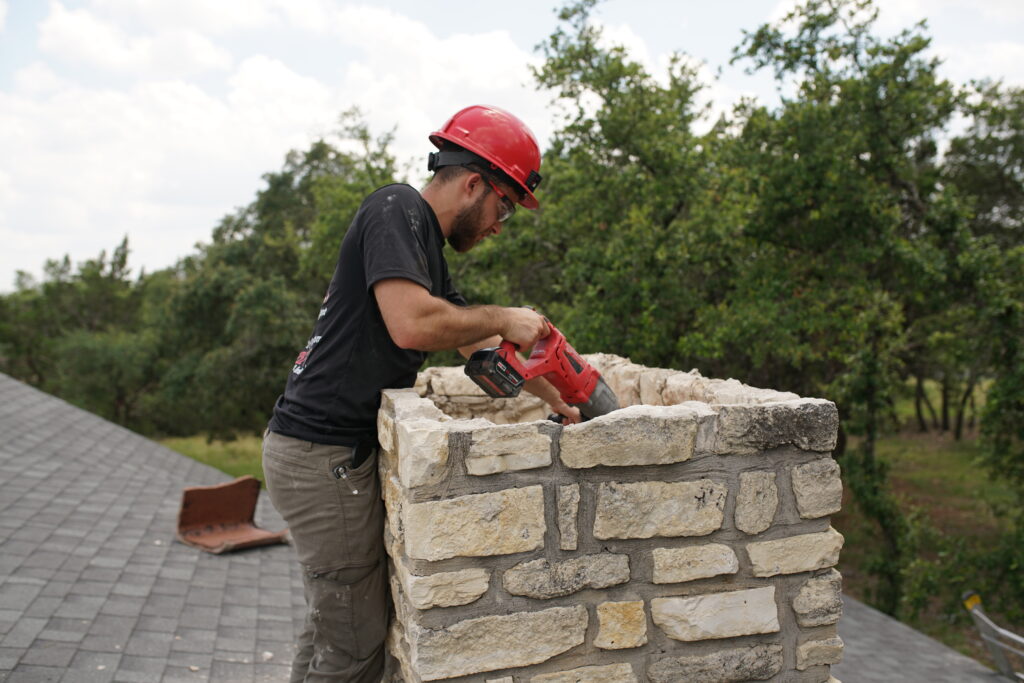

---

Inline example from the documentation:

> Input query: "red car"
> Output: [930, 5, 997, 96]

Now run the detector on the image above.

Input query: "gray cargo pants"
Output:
[262, 430, 388, 683]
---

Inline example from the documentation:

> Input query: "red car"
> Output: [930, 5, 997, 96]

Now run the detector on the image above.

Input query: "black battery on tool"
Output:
[465, 347, 525, 399]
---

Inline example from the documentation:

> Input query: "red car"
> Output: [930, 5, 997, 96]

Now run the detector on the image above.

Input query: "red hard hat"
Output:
[429, 105, 543, 209]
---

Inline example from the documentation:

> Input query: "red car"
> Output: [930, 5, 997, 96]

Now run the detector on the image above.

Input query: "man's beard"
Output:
[447, 192, 488, 252]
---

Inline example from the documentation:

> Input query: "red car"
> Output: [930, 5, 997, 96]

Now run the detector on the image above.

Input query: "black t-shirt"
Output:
[268, 184, 466, 446]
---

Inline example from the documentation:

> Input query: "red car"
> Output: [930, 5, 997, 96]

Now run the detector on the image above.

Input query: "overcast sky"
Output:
[2, 0, 1023, 291]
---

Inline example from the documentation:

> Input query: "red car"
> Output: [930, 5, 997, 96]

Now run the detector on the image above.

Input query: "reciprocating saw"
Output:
[464, 322, 620, 421]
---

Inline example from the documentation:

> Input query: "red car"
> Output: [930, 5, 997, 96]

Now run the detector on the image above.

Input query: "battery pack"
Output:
[465, 347, 525, 398]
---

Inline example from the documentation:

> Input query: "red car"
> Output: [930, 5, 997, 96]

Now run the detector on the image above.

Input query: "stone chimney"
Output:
[378, 355, 844, 682]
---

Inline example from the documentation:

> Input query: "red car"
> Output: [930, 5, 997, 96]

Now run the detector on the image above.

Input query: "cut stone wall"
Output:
[380, 355, 844, 682]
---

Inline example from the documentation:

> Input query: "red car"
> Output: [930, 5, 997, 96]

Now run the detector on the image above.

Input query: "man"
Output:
[262, 105, 580, 682]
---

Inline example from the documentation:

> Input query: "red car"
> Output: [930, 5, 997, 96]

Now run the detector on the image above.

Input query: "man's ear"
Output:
[462, 171, 484, 198]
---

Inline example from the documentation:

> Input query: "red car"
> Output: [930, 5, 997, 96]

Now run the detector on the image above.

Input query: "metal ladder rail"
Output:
[963, 591, 1024, 681]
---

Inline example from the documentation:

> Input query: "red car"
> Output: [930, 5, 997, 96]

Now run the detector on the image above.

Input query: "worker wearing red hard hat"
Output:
[262, 105, 579, 682]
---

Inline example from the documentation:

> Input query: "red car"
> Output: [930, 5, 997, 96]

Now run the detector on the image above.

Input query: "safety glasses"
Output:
[485, 178, 516, 223]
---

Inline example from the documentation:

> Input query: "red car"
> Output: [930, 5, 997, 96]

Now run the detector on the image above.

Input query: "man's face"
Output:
[446, 178, 513, 252]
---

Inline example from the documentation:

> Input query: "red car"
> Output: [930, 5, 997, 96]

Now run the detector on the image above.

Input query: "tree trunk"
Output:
[941, 374, 951, 432]
[914, 375, 928, 432]
[954, 374, 976, 441]
[920, 378, 940, 429]
[968, 389, 977, 430]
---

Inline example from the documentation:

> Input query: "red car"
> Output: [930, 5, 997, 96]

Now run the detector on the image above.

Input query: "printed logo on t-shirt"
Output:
[318, 289, 331, 320]
[292, 335, 323, 376]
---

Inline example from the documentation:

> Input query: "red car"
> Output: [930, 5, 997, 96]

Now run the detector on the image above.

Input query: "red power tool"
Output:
[464, 323, 620, 421]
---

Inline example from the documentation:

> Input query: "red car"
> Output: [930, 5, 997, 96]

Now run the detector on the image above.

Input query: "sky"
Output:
[1, 0, 1023, 292]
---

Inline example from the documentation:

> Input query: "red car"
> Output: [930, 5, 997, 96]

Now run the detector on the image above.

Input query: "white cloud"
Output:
[0, 0, 7, 32]
[39, 2, 232, 77]
[939, 40, 1024, 86]
[13, 62, 65, 95]
[0, 54, 347, 288]
[91, 0, 278, 33]
[312, 6, 551, 172]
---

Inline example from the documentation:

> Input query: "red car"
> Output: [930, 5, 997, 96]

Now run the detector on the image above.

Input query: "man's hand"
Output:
[548, 398, 582, 425]
[523, 376, 581, 424]
[499, 307, 549, 349]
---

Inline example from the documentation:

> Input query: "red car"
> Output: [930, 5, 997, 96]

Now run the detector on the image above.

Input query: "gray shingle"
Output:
[0, 374, 301, 682]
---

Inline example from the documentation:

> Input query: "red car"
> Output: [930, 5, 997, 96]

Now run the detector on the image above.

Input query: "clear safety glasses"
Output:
[485, 178, 517, 223]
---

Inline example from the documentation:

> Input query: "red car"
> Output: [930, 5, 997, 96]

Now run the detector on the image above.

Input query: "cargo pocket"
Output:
[329, 448, 384, 568]
[307, 561, 389, 665]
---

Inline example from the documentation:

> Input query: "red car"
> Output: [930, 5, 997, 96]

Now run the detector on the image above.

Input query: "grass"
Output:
[160, 433, 265, 483]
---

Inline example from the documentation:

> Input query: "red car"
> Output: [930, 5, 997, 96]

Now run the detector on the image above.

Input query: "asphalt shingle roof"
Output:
[0, 371, 1003, 682]
[0, 374, 302, 682]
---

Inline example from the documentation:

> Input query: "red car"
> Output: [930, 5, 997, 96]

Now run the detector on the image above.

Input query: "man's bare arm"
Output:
[373, 278, 547, 352]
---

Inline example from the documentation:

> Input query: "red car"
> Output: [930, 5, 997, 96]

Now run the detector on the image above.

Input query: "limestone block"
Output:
[583, 353, 631, 378]
[431, 392, 547, 424]
[408, 605, 588, 680]
[647, 644, 784, 683]
[394, 417, 451, 489]
[639, 368, 676, 406]
[594, 601, 647, 650]
[651, 544, 739, 584]
[797, 636, 844, 670]
[560, 403, 715, 468]
[398, 564, 490, 610]
[558, 484, 580, 551]
[735, 471, 779, 535]
[428, 366, 488, 397]
[413, 370, 430, 396]
[599, 360, 644, 407]
[713, 399, 839, 454]
[503, 554, 630, 599]
[792, 458, 843, 519]
[459, 420, 552, 476]
[593, 480, 726, 540]
[387, 619, 414, 682]
[404, 486, 546, 561]
[486, 679, 514, 683]
[747, 527, 844, 577]
[531, 663, 638, 682]
[793, 569, 843, 627]
[381, 468, 405, 548]
[703, 378, 799, 405]
[378, 388, 449, 454]
[651, 587, 780, 641]
[662, 371, 703, 404]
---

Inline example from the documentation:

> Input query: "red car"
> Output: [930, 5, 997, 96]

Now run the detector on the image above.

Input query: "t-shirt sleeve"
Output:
[362, 190, 433, 292]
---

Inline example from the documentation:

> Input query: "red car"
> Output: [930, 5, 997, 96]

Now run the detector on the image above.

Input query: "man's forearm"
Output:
[402, 302, 509, 352]
[374, 278, 548, 352]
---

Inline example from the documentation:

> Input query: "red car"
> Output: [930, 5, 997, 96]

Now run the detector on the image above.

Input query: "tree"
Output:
[145, 114, 398, 437]
[727, 0, 965, 614]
